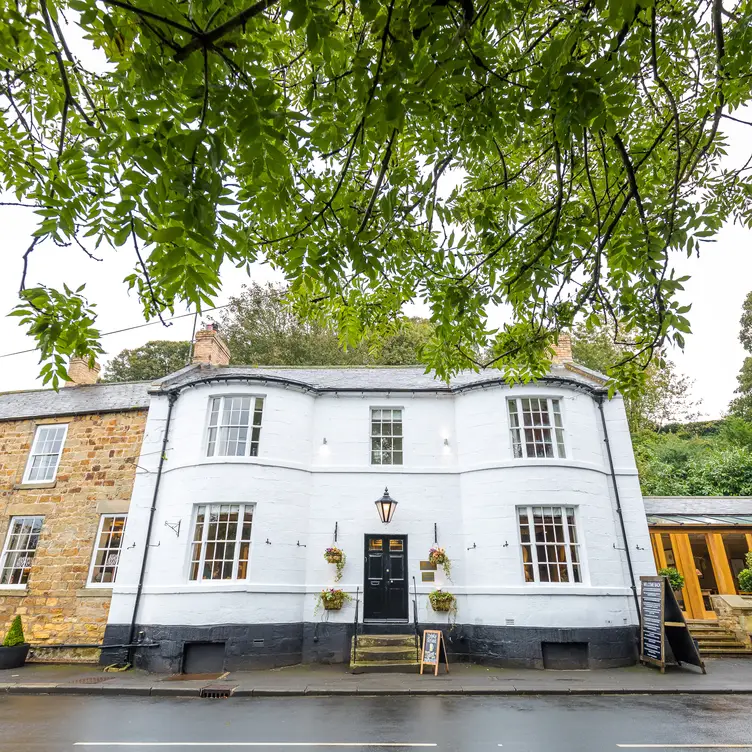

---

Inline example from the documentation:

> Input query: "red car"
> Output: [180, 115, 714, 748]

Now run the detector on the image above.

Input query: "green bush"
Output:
[738, 569, 752, 593]
[658, 566, 685, 592]
[2, 616, 25, 648]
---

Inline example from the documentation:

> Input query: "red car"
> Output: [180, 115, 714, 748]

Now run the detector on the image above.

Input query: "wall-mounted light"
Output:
[443, 438, 450, 447]
[375, 487, 398, 524]
[323, 437, 328, 445]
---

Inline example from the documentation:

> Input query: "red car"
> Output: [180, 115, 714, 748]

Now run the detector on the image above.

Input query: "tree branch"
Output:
[174, 0, 280, 61]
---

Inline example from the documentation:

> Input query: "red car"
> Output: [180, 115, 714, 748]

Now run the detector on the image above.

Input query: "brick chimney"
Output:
[192, 323, 230, 367]
[551, 332, 573, 364]
[65, 357, 101, 387]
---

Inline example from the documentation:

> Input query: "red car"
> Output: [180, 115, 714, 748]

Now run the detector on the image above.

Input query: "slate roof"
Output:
[156, 363, 606, 394]
[644, 496, 752, 528]
[0, 382, 151, 422]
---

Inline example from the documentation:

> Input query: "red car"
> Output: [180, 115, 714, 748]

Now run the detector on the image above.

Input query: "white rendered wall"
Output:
[109, 379, 655, 630]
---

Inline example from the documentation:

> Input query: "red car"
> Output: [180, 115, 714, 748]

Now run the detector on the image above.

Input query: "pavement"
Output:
[3, 694, 752, 751]
[0, 657, 749, 697]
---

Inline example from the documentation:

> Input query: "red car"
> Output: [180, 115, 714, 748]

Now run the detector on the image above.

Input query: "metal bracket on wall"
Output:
[265, 538, 272, 545]
[296, 540, 307, 548]
[164, 520, 181, 538]
[613, 542, 626, 551]
[434, 522, 438, 544]
[334, 521, 338, 543]
[148, 541, 161, 548]
[467, 542, 477, 551]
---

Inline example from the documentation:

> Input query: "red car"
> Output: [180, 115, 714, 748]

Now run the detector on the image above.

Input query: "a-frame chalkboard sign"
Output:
[640, 575, 705, 674]
[420, 629, 449, 675]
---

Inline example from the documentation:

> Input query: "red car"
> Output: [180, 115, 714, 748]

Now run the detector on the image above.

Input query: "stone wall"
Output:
[0, 409, 146, 660]
[711, 594, 752, 648]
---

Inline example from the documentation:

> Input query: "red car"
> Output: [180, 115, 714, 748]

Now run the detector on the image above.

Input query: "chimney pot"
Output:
[65, 357, 101, 386]
[551, 332, 573, 364]
[192, 323, 231, 367]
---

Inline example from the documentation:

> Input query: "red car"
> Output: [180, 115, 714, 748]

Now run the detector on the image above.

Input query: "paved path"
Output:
[0, 658, 749, 696]
[2, 694, 752, 751]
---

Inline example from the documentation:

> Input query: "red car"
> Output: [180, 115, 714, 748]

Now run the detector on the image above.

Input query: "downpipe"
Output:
[595, 392, 641, 627]
[126, 391, 178, 663]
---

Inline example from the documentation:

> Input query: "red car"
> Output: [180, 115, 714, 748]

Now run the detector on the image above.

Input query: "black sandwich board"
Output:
[640, 575, 705, 674]
[420, 629, 449, 675]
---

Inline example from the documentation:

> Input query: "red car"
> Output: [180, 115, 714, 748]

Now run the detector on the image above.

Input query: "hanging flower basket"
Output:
[324, 547, 346, 582]
[429, 546, 451, 579]
[316, 588, 351, 613]
[429, 589, 456, 613]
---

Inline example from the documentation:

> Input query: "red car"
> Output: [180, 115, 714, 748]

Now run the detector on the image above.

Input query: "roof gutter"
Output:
[594, 391, 641, 627]
[157, 373, 601, 398]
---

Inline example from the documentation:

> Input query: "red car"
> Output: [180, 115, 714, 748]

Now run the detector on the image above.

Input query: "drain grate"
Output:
[200, 683, 235, 699]
[70, 676, 113, 685]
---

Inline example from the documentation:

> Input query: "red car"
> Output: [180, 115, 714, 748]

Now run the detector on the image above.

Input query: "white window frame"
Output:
[517, 505, 582, 584]
[0, 515, 44, 587]
[188, 503, 254, 582]
[507, 397, 566, 459]
[205, 395, 264, 458]
[22, 423, 68, 483]
[87, 514, 128, 588]
[370, 407, 404, 466]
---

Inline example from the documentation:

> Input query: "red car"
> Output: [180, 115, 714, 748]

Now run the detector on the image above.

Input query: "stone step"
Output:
[355, 634, 416, 648]
[354, 645, 419, 663]
[688, 625, 729, 633]
[696, 638, 746, 648]
[350, 659, 420, 674]
[699, 647, 752, 655]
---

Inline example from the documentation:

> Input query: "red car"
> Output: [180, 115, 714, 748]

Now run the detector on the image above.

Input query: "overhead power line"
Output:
[0, 303, 232, 360]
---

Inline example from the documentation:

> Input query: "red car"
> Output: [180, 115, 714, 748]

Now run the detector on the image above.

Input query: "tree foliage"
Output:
[3, 0, 752, 387]
[571, 322, 697, 431]
[634, 423, 752, 496]
[101, 339, 191, 382]
[219, 282, 434, 365]
[101, 282, 434, 379]
[730, 291, 752, 421]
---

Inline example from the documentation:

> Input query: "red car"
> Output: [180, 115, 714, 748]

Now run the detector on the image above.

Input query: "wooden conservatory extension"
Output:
[645, 497, 752, 621]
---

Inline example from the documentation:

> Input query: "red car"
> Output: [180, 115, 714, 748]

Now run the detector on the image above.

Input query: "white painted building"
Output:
[104, 326, 655, 672]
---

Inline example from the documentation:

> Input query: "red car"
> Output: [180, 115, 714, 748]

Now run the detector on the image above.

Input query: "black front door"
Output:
[364, 534, 408, 621]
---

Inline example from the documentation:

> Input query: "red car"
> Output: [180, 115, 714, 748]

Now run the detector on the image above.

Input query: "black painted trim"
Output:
[102, 623, 637, 673]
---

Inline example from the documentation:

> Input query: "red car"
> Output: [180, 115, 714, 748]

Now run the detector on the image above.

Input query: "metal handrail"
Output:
[353, 586, 360, 658]
[412, 576, 420, 659]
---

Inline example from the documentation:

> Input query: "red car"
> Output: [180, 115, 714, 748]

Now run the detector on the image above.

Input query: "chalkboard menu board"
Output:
[640, 575, 705, 674]
[641, 577, 664, 666]
[420, 629, 448, 675]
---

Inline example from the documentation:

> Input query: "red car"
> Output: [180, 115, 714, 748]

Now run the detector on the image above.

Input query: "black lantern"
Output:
[375, 487, 398, 524]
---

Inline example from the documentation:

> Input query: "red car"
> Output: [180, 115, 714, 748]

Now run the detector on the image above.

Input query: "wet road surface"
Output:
[1, 695, 751, 751]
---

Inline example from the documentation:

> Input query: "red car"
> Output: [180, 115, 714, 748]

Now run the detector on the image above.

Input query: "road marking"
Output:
[74, 744, 438, 748]
[617, 746, 752, 749]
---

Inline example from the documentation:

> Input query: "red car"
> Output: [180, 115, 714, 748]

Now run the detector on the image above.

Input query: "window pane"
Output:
[89, 515, 127, 585]
[189, 504, 253, 581]
[207, 397, 262, 457]
[370, 408, 403, 465]
[1, 516, 45, 585]
[26, 425, 67, 482]
[518, 506, 580, 585]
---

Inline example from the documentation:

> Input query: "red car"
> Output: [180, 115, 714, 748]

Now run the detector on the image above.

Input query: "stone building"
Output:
[105, 327, 655, 672]
[0, 361, 149, 661]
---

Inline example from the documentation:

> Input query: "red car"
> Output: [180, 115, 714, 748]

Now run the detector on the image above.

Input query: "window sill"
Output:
[76, 588, 113, 598]
[13, 481, 57, 490]
[0, 587, 28, 597]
